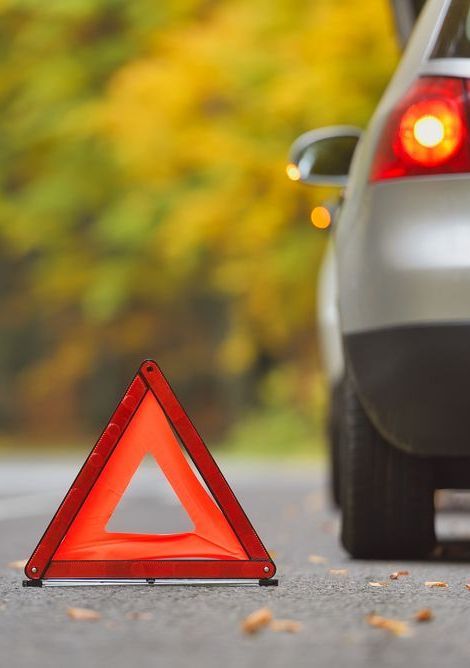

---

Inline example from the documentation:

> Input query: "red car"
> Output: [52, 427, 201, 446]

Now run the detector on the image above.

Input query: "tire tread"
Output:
[341, 374, 435, 559]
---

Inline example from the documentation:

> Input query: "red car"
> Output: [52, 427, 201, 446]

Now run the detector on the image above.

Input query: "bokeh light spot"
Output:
[413, 115, 445, 148]
[286, 163, 301, 181]
[310, 206, 331, 230]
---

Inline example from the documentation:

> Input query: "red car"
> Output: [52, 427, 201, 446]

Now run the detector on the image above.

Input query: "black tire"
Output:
[340, 372, 435, 559]
[327, 382, 343, 507]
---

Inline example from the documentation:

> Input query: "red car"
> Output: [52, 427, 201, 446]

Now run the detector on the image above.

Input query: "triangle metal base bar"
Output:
[23, 578, 279, 588]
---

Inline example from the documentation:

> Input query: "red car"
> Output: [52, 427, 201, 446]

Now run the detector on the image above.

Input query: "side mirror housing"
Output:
[288, 126, 362, 187]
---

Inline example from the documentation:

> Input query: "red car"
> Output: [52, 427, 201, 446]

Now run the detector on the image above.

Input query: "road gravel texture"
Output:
[1, 457, 470, 668]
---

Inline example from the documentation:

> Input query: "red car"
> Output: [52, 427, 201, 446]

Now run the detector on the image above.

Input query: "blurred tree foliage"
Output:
[0, 0, 398, 443]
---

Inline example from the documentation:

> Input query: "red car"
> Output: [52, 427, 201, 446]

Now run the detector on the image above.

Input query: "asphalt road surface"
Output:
[2, 456, 470, 668]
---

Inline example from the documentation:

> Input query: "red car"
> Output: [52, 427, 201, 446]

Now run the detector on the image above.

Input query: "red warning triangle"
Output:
[24, 361, 276, 583]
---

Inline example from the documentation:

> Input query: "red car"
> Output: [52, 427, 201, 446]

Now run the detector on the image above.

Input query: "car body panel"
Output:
[339, 177, 470, 332]
[317, 243, 344, 386]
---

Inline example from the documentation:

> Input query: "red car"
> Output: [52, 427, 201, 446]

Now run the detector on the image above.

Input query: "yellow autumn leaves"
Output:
[0, 0, 398, 439]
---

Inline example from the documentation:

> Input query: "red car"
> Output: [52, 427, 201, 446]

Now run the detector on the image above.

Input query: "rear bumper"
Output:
[345, 323, 470, 457]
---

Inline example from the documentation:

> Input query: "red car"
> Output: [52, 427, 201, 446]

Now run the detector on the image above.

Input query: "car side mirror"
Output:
[287, 126, 362, 187]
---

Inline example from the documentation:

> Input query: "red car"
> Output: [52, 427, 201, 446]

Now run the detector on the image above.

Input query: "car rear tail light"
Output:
[370, 77, 470, 182]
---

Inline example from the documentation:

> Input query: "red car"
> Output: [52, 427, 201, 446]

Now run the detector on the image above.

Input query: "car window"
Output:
[390, 0, 427, 47]
[431, 0, 470, 58]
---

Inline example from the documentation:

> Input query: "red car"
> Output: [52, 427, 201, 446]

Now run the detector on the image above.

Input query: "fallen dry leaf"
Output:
[320, 521, 337, 534]
[303, 491, 324, 513]
[308, 554, 328, 565]
[241, 608, 273, 634]
[329, 569, 348, 576]
[425, 581, 448, 588]
[368, 582, 390, 588]
[126, 611, 153, 621]
[270, 619, 303, 633]
[366, 614, 411, 637]
[415, 608, 433, 622]
[282, 504, 298, 520]
[67, 607, 101, 621]
[390, 571, 410, 580]
[7, 560, 27, 570]
[465, 584, 470, 591]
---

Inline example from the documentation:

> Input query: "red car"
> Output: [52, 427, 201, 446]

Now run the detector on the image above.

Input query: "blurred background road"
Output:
[2, 457, 470, 668]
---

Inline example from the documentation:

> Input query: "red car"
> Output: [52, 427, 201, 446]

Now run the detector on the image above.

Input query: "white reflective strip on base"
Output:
[41, 578, 263, 587]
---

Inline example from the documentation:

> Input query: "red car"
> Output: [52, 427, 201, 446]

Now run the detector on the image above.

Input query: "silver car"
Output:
[289, 0, 470, 558]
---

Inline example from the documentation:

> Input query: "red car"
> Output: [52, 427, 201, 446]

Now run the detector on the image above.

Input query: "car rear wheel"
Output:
[340, 371, 435, 559]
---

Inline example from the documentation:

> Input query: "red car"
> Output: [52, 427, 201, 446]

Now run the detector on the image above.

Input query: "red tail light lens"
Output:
[399, 99, 464, 166]
[370, 77, 470, 182]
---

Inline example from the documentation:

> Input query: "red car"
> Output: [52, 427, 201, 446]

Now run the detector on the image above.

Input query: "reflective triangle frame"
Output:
[24, 360, 277, 586]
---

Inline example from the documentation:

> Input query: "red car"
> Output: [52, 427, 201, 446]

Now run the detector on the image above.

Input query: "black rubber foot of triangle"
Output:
[23, 580, 42, 587]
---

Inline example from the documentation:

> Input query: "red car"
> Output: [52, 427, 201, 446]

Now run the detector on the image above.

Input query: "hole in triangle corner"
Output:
[105, 454, 195, 535]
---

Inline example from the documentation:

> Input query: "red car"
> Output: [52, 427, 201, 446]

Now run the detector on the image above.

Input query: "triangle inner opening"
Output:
[105, 454, 194, 535]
